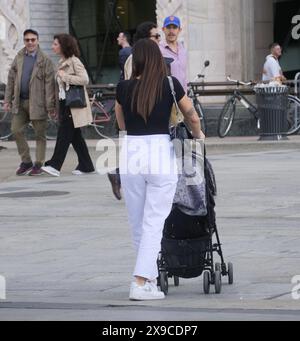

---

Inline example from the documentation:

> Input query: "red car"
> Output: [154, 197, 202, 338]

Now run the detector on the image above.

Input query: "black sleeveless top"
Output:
[116, 76, 185, 136]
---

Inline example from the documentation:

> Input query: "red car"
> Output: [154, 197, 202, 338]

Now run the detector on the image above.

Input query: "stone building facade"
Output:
[0, 0, 278, 86]
[157, 0, 274, 83]
[0, 0, 68, 84]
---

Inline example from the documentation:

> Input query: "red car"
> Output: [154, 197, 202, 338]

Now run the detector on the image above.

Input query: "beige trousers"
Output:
[11, 100, 47, 166]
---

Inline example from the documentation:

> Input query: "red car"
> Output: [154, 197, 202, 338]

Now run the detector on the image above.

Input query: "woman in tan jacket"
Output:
[42, 34, 94, 177]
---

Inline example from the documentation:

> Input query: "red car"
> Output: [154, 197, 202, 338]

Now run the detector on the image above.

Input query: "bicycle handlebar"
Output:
[227, 76, 254, 86]
[193, 74, 205, 82]
[192, 61, 210, 82]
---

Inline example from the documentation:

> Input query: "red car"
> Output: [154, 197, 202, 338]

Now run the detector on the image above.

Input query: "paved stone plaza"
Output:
[0, 138, 300, 321]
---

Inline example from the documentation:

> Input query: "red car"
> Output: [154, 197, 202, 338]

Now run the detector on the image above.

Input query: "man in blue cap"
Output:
[160, 16, 188, 91]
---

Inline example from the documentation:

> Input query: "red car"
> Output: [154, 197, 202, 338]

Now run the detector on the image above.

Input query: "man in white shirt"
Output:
[262, 43, 286, 82]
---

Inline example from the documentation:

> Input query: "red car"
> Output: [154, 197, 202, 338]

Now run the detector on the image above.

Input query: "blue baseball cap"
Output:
[163, 16, 181, 28]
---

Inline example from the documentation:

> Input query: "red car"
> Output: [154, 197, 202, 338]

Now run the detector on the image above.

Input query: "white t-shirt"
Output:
[262, 55, 282, 81]
[124, 54, 133, 80]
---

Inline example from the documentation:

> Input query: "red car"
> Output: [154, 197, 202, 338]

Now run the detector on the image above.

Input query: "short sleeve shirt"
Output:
[116, 76, 185, 136]
[263, 55, 282, 81]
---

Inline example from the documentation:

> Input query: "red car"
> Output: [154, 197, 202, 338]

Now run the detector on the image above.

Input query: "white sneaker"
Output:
[72, 170, 96, 176]
[129, 282, 165, 301]
[41, 166, 60, 177]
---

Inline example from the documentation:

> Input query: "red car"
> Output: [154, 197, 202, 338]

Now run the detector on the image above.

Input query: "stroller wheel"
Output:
[174, 276, 180, 287]
[159, 271, 169, 295]
[228, 262, 234, 285]
[215, 263, 221, 273]
[214, 270, 222, 294]
[203, 271, 210, 295]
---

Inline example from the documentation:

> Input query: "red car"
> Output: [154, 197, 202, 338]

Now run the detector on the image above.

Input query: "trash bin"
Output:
[254, 86, 289, 141]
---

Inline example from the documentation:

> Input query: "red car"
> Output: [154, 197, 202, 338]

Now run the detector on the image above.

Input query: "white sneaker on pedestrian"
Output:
[41, 166, 60, 177]
[72, 170, 96, 176]
[129, 282, 165, 301]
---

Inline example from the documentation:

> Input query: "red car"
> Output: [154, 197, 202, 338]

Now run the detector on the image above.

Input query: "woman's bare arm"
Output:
[115, 101, 126, 131]
[178, 95, 204, 139]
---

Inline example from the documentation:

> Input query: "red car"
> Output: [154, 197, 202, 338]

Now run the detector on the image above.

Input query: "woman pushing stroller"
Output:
[115, 39, 203, 301]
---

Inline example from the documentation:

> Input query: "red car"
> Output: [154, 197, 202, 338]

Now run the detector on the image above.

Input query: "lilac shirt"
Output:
[160, 41, 188, 92]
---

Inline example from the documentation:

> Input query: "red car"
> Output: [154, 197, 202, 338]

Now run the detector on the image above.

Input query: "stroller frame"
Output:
[157, 148, 233, 295]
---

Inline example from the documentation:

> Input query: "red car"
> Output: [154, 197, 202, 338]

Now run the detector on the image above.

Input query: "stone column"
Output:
[224, 0, 256, 82]
[29, 0, 69, 60]
[186, 0, 210, 81]
[186, 0, 227, 103]
[254, 0, 274, 81]
[0, 0, 30, 83]
[240, 0, 255, 81]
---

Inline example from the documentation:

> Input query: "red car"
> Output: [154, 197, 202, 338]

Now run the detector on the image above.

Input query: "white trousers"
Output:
[120, 135, 178, 281]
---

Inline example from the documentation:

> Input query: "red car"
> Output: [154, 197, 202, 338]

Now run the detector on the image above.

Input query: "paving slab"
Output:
[0, 139, 300, 320]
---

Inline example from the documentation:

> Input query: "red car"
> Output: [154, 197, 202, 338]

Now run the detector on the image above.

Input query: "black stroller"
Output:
[157, 154, 233, 295]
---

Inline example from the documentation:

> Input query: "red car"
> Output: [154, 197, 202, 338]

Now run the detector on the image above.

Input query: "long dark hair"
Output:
[54, 34, 80, 59]
[131, 39, 168, 121]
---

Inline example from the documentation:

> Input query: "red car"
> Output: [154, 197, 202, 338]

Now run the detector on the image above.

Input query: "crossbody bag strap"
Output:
[167, 76, 181, 123]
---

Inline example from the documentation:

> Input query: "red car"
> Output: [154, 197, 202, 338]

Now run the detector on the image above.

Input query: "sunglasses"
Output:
[150, 34, 161, 40]
[24, 38, 37, 43]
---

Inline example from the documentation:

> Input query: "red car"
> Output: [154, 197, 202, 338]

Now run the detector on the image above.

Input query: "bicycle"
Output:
[0, 100, 59, 141]
[217, 77, 300, 138]
[188, 61, 210, 135]
[89, 88, 118, 139]
[286, 95, 300, 135]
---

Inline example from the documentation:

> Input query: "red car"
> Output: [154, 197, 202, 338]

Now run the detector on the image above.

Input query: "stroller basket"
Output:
[161, 236, 209, 279]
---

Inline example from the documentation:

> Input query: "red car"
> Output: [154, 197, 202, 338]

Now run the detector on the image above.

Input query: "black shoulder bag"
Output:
[65, 59, 87, 108]
[65, 85, 87, 109]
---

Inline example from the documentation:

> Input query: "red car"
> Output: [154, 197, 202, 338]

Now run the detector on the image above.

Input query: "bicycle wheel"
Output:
[0, 103, 13, 140]
[93, 97, 118, 139]
[218, 98, 236, 138]
[194, 98, 207, 135]
[46, 118, 59, 140]
[286, 95, 300, 136]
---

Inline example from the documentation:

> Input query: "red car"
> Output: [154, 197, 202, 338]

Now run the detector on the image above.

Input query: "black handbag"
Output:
[65, 85, 87, 108]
